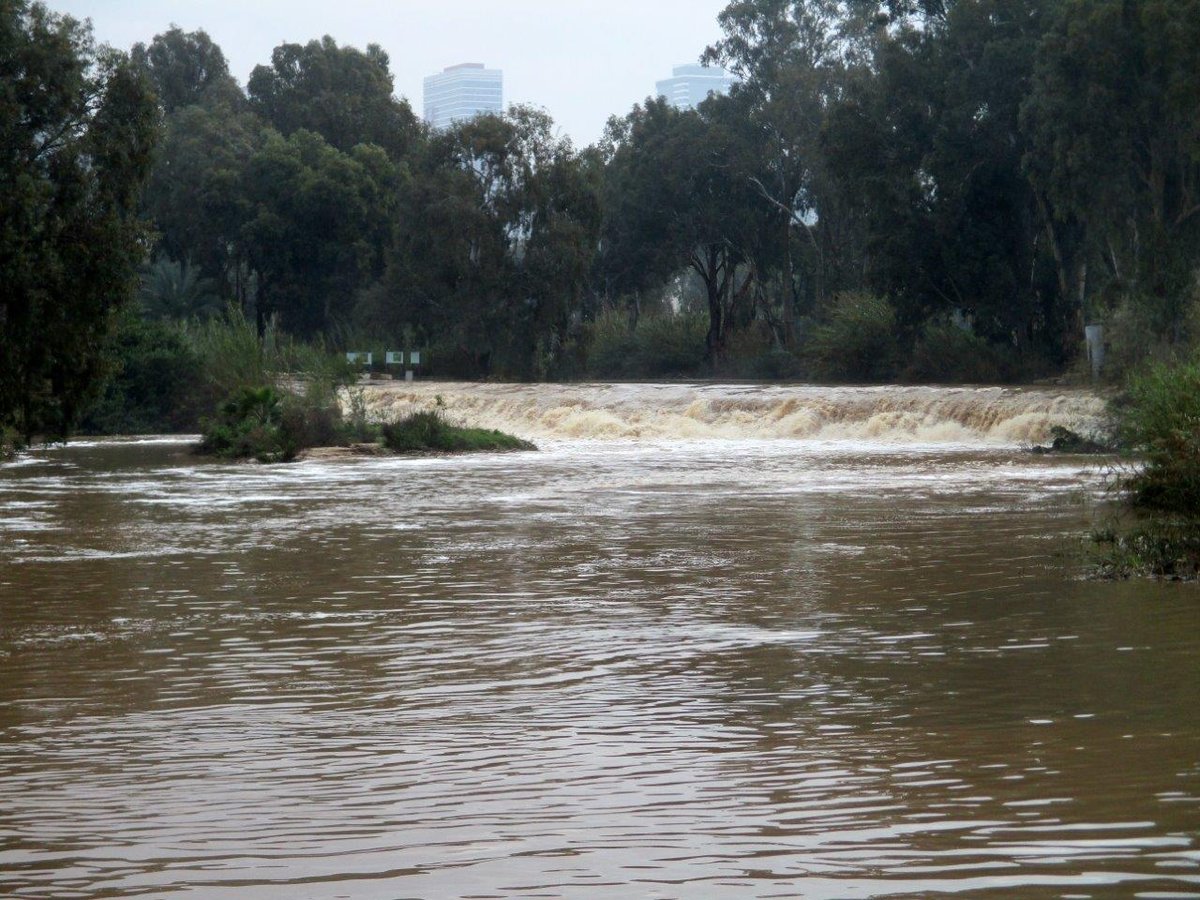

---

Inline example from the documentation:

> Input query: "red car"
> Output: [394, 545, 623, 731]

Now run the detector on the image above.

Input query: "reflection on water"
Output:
[1, 412, 1198, 897]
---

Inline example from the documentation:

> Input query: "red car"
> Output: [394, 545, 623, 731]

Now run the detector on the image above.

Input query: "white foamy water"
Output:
[362, 382, 1107, 445]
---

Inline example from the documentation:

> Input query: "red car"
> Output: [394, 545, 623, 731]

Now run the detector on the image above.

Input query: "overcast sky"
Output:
[48, 0, 732, 146]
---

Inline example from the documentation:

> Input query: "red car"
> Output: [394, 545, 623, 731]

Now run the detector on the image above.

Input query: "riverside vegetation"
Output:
[1091, 355, 1200, 579]
[197, 384, 534, 463]
[179, 313, 534, 462]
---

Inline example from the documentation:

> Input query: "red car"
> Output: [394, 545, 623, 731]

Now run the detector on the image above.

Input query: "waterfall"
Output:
[360, 382, 1107, 445]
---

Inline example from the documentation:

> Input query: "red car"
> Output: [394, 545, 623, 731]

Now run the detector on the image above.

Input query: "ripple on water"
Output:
[0, 429, 1196, 898]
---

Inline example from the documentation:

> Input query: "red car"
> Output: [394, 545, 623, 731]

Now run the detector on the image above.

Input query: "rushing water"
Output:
[1, 384, 1197, 899]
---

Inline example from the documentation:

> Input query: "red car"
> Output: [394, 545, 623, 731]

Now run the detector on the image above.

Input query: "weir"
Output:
[361, 382, 1107, 445]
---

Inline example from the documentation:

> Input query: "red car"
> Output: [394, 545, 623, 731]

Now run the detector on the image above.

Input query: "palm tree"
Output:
[138, 256, 223, 320]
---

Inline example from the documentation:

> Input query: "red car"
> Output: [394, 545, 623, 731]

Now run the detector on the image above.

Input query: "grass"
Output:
[1092, 518, 1200, 581]
[380, 410, 535, 454]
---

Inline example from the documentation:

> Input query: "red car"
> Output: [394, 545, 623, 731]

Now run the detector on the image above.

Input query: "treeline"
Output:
[3, 0, 1200, 442]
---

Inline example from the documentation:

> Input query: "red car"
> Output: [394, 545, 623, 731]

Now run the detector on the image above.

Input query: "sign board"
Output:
[386, 350, 421, 366]
[346, 352, 373, 366]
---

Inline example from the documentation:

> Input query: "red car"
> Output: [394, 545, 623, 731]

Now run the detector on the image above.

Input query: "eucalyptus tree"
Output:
[238, 130, 400, 336]
[374, 107, 600, 377]
[602, 98, 772, 359]
[0, 1, 159, 440]
[703, 0, 860, 341]
[131, 26, 244, 114]
[1023, 0, 1200, 344]
[825, 0, 1068, 353]
[248, 36, 419, 159]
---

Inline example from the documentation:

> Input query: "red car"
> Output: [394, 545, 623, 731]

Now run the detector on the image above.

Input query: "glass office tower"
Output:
[656, 64, 736, 110]
[423, 63, 504, 130]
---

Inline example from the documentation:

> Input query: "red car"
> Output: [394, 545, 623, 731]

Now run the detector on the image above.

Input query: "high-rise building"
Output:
[423, 63, 504, 130]
[656, 64, 736, 111]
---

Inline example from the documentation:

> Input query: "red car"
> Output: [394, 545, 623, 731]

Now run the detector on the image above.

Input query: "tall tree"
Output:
[705, 0, 866, 342]
[1023, 0, 1200, 343]
[0, 1, 159, 440]
[141, 101, 265, 308]
[371, 107, 600, 378]
[825, 0, 1067, 352]
[238, 129, 399, 336]
[131, 26, 243, 114]
[602, 98, 771, 359]
[248, 37, 418, 159]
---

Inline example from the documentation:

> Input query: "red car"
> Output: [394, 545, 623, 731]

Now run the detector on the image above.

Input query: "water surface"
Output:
[1, 387, 1197, 898]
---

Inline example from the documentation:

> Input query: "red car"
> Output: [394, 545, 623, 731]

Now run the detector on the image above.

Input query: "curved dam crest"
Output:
[362, 381, 1107, 445]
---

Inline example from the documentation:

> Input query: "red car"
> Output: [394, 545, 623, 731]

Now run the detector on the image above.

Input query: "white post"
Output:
[1085, 325, 1105, 379]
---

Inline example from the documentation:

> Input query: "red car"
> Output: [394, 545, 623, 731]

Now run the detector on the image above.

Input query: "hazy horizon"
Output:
[47, 0, 731, 146]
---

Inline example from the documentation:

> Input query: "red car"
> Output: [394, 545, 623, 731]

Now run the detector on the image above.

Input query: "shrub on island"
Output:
[380, 410, 536, 454]
[198, 390, 534, 462]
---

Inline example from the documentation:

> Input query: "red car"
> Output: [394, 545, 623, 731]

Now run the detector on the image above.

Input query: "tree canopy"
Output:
[0, 1, 158, 439]
[247, 36, 418, 159]
[8, 0, 1200, 440]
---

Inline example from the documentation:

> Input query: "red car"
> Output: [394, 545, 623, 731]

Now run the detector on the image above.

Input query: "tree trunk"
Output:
[781, 223, 795, 348]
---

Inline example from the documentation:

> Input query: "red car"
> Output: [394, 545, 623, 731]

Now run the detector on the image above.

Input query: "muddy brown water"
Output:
[0, 384, 1197, 898]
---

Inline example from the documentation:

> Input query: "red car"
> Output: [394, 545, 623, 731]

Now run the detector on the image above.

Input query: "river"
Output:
[1, 384, 1197, 898]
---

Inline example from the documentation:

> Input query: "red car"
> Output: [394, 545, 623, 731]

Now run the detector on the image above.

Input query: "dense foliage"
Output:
[1, 1, 158, 441]
[5, 0, 1200, 444]
[1118, 355, 1200, 514]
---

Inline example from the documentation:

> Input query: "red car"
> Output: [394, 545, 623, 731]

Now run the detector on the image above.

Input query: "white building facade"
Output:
[656, 64, 736, 111]
[423, 63, 504, 130]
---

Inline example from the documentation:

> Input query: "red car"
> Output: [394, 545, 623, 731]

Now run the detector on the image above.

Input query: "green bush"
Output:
[635, 314, 709, 376]
[1102, 296, 1177, 382]
[80, 314, 205, 435]
[584, 308, 707, 379]
[185, 308, 274, 404]
[720, 323, 804, 379]
[903, 322, 1010, 384]
[380, 409, 535, 453]
[185, 307, 356, 410]
[81, 306, 357, 437]
[198, 380, 385, 463]
[1, 426, 20, 460]
[1117, 355, 1200, 514]
[585, 309, 642, 378]
[804, 292, 900, 382]
[199, 386, 294, 463]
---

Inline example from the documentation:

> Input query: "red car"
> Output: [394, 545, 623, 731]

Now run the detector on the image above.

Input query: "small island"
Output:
[197, 386, 535, 464]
